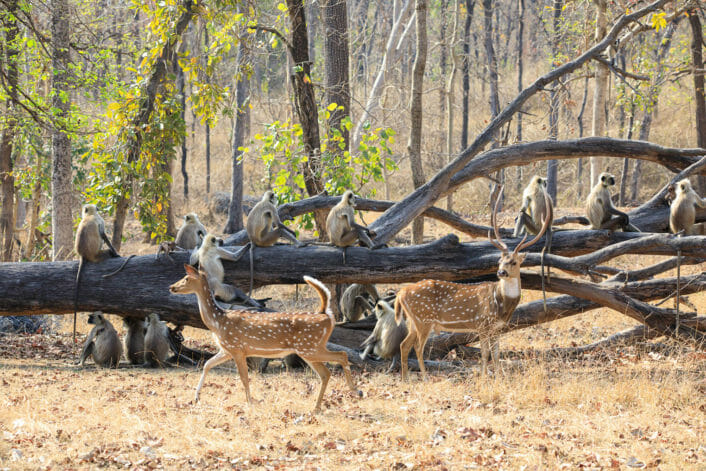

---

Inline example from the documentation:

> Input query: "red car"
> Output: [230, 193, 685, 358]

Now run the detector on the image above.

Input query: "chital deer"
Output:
[169, 264, 359, 413]
[394, 189, 550, 380]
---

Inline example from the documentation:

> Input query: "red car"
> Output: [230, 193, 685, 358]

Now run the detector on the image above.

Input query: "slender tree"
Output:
[0, 0, 19, 261]
[688, 8, 706, 194]
[224, 33, 250, 234]
[321, 0, 351, 151]
[51, 0, 74, 261]
[408, 0, 428, 244]
[546, 0, 563, 200]
[590, 0, 609, 186]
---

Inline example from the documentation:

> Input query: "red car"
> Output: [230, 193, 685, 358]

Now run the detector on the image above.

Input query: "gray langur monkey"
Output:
[77, 312, 122, 368]
[246, 190, 304, 295]
[513, 176, 554, 309]
[74, 204, 120, 345]
[670, 179, 706, 235]
[339, 283, 380, 323]
[189, 233, 262, 308]
[360, 300, 408, 372]
[123, 317, 146, 365]
[586, 172, 640, 232]
[325, 190, 376, 263]
[175, 213, 207, 250]
[143, 313, 170, 367]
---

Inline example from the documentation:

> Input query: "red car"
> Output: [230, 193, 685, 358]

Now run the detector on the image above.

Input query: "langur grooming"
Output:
[246, 191, 304, 294]
[586, 172, 640, 232]
[360, 300, 408, 372]
[74, 204, 120, 345]
[339, 283, 380, 323]
[325, 190, 376, 263]
[143, 313, 170, 367]
[123, 317, 146, 365]
[77, 312, 122, 368]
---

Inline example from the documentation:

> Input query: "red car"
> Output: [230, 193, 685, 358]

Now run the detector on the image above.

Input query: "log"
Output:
[1, 233, 704, 325]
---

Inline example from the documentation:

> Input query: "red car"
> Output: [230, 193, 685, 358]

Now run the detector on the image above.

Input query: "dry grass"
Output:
[1, 250, 705, 469]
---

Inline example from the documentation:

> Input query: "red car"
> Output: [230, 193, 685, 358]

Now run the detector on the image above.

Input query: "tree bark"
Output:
[445, 0, 460, 211]
[50, 0, 74, 261]
[688, 8, 706, 194]
[286, 0, 327, 234]
[177, 53, 188, 200]
[408, 0, 427, 244]
[204, 28, 211, 196]
[0, 0, 19, 261]
[224, 32, 250, 234]
[322, 0, 351, 150]
[111, 0, 196, 251]
[590, 0, 609, 187]
[546, 0, 563, 200]
[515, 0, 524, 192]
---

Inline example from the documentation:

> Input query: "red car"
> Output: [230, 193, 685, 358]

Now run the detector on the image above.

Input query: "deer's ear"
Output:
[184, 264, 198, 275]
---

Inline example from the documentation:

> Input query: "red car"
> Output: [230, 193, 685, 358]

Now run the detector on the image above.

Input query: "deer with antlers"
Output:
[169, 264, 359, 413]
[394, 188, 551, 380]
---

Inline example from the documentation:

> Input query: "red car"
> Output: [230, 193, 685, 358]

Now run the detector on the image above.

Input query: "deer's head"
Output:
[488, 187, 551, 280]
[170, 264, 209, 295]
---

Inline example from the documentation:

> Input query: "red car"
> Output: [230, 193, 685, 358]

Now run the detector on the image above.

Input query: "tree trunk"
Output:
[352, 0, 412, 147]
[590, 0, 608, 187]
[177, 55, 188, 200]
[576, 75, 589, 198]
[515, 0, 524, 192]
[408, 0, 428, 245]
[688, 9, 706, 194]
[0, 0, 19, 262]
[286, 0, 326, 234]
[631, 20, 677, 204]
[445, 0, 460, 211]
[322, 0, 351, 150]
[546, 0, 563, 201]
[110, 0, 196, 251]
[204, 28, 211, 196]
[224, 34, 250, 234]
[460, 0, 474, 152]
[50, 0, 74, 261]
[482, 0, 500, 128]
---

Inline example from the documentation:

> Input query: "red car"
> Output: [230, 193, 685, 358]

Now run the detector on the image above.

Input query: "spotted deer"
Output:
[394, 189, 550, 380]
[169, 264, 359, 413]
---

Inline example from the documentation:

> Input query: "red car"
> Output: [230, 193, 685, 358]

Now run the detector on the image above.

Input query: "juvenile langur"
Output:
[143, 313, 170, 367]
[326, 191, 376, 263]
[340, 283, 380, 323]
[175, 213, 207, 250]
[77, 312, 122, 368]
[74, 204, 120, 344]
[123, 317, 146, 365]
[189, 233, 260, 307]
[360, 300, 408, 372]
[586, 172, 640, 231]
[670, 179, 706, 235]
[246, 191, 304, 294]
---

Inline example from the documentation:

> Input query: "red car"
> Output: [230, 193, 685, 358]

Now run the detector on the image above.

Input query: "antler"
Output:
[515, 189, 552, 253]
[488, 186, 510, 253]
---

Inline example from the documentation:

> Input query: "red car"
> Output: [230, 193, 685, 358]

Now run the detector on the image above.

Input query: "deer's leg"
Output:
[491, 337, 500, 375]
[306, 350, 358, 393]
[480, 337, 489, 376]
[399, 327, 417, 381]
[303, 360, 331, 413]
[413, 326, 431, 379]
[231, 351, 252, 405]
[194, 349, 230, 402]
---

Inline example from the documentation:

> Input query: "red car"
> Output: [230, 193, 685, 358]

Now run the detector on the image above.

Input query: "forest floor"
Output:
[1, 211, 705, 470]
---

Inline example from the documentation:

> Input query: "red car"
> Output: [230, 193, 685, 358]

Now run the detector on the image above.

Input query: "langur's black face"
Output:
[87, 313, 102, 325]
[601, 173, 615, 186]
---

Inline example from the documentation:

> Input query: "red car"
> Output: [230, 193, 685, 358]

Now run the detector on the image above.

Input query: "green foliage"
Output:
[253, 104, 397, 231]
